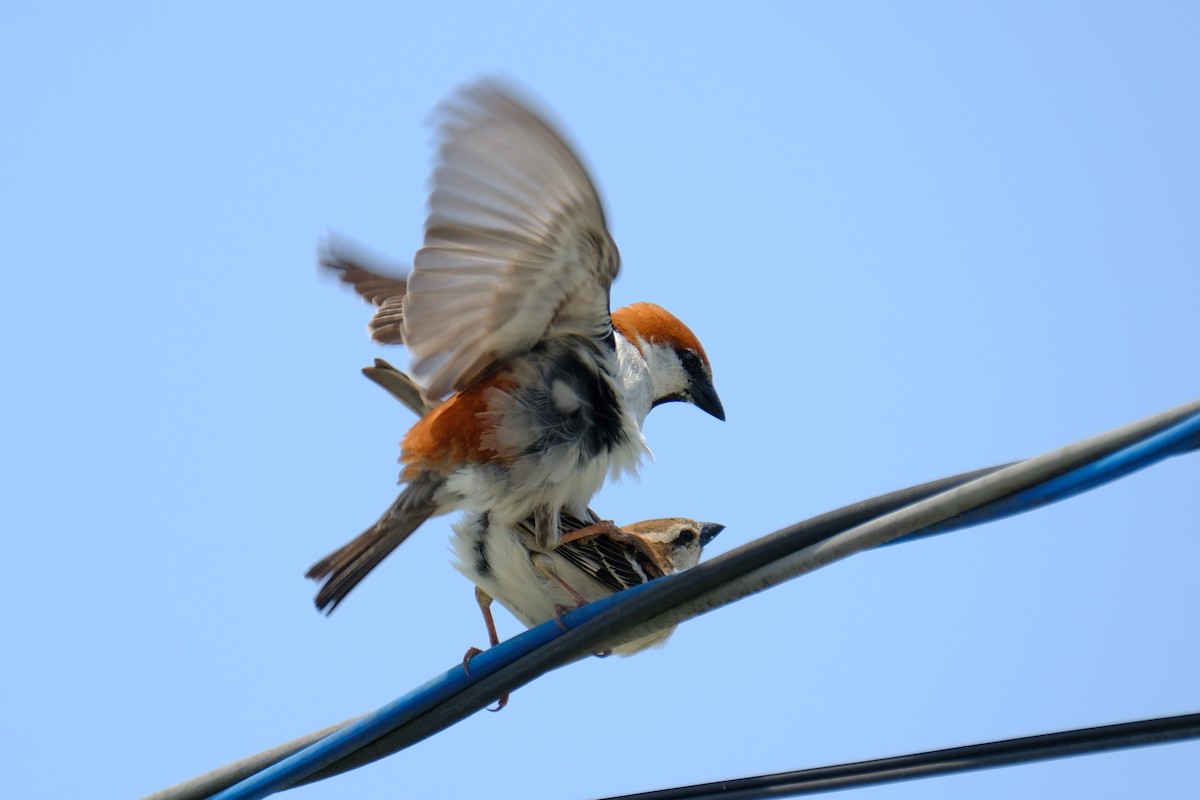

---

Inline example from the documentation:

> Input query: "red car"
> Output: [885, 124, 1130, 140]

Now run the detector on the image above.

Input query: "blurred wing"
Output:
[319, 235, 410, 344]
[406, 80, 620, 400]
[367, 296, 407, 345]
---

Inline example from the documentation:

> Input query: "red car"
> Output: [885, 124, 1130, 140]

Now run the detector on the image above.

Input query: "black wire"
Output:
[591, 712, 1200, 800]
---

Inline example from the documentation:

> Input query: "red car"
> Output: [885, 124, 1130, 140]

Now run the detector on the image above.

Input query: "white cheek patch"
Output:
[551, 379, 581, 413]
[644, 343, 689, 403]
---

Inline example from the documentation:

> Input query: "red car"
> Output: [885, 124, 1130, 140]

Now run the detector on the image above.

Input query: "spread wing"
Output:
[405, 79, 620, 401]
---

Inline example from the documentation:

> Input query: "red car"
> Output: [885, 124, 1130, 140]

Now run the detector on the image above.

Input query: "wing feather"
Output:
[318, 236, 411, 344]
[405, 80, 620, 401]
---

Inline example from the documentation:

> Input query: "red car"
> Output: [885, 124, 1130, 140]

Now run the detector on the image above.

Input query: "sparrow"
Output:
[454, 511, 724, 657]
[457, 511, 722, 712]
[307, 80, 724, 613]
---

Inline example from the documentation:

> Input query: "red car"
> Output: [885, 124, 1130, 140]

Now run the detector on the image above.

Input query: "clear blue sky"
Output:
[3, 3, 1198, 798]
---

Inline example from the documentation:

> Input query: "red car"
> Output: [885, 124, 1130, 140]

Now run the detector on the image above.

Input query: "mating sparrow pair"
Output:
[306, 81, 725, 690]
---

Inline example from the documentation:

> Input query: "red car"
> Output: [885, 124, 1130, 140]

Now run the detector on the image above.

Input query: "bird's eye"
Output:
[675, 529, 697, 545]
[681, 351, 702, 371]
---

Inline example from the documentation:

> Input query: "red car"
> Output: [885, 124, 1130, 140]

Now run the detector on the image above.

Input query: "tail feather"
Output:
[307, 476, 442, 613]
[362, 358, 434, 417]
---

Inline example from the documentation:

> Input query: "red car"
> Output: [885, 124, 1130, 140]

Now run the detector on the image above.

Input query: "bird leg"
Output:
[476, 585, 501, 650]
[557, 518, 623, 546]
[532, 552, 612, 652]
[462, 586, 508, 712]
[531, 555, 586, 630]
[531, 553, 589, 610]
[532, 504, 561, 552]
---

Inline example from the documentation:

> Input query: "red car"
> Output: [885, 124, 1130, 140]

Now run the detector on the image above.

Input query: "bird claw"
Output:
[552, 604, 574, 630]
[462, 646, 484, 675]
[463, 646, 509, 710]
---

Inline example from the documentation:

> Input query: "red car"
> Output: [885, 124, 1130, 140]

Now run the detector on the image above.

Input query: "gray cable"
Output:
[139, 717, 361, 800]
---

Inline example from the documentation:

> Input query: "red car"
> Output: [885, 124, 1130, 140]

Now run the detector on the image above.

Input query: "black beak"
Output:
[689, 379, 726, 421]
[698, 522, 725, 547]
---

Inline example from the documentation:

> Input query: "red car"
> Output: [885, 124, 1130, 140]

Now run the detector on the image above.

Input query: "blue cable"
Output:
[890, 410, 1200, 545]
[211, 409, 1200, 800]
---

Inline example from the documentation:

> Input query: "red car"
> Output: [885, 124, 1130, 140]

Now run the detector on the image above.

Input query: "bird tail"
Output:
[307, 475, 441, 613]
[362, 358, 435, 417]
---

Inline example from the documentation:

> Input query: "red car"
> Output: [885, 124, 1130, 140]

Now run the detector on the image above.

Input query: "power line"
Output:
[594, 712, 1200, 800]
[143, 398, 1200, 800]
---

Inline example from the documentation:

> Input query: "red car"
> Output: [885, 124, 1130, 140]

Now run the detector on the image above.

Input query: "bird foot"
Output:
[552, 603, 576, 630]
[462, 646, 484, 675]
[462, 646, 509, 711]
[551, 601, 608, 657]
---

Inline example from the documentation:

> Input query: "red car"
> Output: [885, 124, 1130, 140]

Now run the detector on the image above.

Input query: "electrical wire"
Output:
[597, 403, 1200, 658]
[138, 718, 362, 800]
[143, 399, 1200, 800]
[592, 712, 1200, 800]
